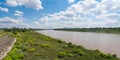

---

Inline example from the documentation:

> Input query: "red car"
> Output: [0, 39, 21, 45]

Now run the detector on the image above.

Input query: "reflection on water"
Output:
[37, 30, 120, 57]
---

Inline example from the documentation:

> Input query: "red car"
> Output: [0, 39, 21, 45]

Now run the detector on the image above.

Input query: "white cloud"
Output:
[34, 0, 120, 28]
[68, 0, 75, 4]
[0, 17, 30, 28]
[14, 10, 24, 17]
[0, 23, 30, 28]
[0, 17, 23, 23]
[0, 7, 9, 12]
[6, 0, 43, 10]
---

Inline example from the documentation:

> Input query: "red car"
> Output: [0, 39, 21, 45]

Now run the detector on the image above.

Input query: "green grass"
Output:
[0, 30, 6, 37]
[3, 30, 120, 60]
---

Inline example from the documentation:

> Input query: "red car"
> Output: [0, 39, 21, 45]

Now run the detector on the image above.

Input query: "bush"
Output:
[3, 46, 26, 60]
[3, 55, 12, 60]
[67, 53, 74, 57]
[18, 53, 25, 59]
[74, 49, 81, 53]
[58, 51, 67, 58]
[28, 48, 36, 52]
[57, 40, 63, 43]
[100, 53, 106, 57]
[74, 49, 84, 56]
[113, 54, 117, 57]
[34, 42, 39, 46]
[106, 54, 112, 58]
[41, 44, 51, 47]
[16, 44, 28, 52]
[94, 49, 100, 52]
[100, 53, 112, 58]
[62, 45, 68, 49]
[44, 37, 51, 41]
[28, 40, 35, 45]
[67, 42, 74, 48]
[35, 53, 42, 56]
[78, 52, 84, 56]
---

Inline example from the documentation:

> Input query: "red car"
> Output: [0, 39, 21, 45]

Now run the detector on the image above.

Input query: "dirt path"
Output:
[0, 35, 16, 60]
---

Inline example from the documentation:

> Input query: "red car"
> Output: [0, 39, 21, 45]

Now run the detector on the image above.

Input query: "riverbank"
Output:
[3, 30, 120, 60]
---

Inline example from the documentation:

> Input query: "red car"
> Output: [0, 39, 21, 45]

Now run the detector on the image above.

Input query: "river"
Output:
[37, 30, 120, 57]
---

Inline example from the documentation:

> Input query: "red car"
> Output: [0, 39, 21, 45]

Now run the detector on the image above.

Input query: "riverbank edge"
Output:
[54, 29, 120, 34]
[3, 31, 120, 60]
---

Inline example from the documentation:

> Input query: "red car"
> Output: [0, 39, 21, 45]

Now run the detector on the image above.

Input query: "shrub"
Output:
[78, 51, 84, 56]
[28, 48, 36, 52]
[16, 44, 28, 52]
[3, 55, 12, 60]
[67, 42, 74, 48]
[44, 37, 51, 41]
[67, 53, 74, 57]
[74, 49, 84, 56]
[74, 49, 81, 53]
[94, 49, 100, 52]
[18, 53, 25, 59]
[41, 44, 51, 47]
[8, 49, 25, 60]
[28, 40, 35, 45]
[100, 53, 106, 57]
[100, 53, 112, 58]
[34, 42, 39, 46]
[57, 40, 63, 43]
[62, 45, 68, 49]
[113, 54, 117, 57]
[22, 46, 29, 52]
[58, 51, 67, 58]
[35, 53, 42, 56]
[105, 54, 112, 58]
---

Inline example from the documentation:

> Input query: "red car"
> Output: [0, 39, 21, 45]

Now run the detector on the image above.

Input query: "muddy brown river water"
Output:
[37, 30, 120, 57]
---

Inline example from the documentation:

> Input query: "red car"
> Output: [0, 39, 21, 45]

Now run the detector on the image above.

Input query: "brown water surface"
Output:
[37, 30, 120, 57]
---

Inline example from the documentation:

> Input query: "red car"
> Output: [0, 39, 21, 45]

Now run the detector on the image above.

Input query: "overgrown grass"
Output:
[0, 30, 7, 37]
[3, 30, 120, 60]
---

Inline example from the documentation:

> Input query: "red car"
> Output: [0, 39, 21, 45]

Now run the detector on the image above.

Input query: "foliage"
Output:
[41, 44, 51, 47]
[28, 48, 36, 52]
[67, 42, 74, 48]
[3, 55, 12, 60]
[58, 51, 67, 58]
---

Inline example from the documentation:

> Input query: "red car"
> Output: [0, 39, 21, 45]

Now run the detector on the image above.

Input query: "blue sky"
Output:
[0, 0, 120, 28]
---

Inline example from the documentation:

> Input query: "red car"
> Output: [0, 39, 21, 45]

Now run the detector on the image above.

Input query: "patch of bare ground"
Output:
[0, 35, 16, 60]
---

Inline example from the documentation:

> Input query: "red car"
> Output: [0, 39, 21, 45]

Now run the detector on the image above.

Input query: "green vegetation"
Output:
[0, 30, 7, 37]
[54, 28, 120, 34]
[1, 28, 119, 60]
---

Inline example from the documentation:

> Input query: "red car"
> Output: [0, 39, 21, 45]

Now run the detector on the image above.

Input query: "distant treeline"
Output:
[2, 27, 32, 32]
[0, 27, 33, 34]
[54, 28, 120, 34]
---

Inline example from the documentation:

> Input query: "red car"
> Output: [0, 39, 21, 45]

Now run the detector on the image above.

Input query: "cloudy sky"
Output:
[0, 0, 120, 28]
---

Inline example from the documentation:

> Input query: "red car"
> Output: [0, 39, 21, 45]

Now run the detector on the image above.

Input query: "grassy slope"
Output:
[0, 30, 6, 37]
[3, 31, 120, 60]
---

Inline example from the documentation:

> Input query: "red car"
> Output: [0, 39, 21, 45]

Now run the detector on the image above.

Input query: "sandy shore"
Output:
[0, 35, 16, 60]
